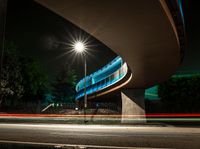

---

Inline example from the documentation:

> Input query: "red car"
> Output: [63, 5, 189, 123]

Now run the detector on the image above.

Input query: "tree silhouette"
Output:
[0, 43, 24, 106]
[158, 75, 200, 113]
[52, 64, 77, 104]
[0, 42, 49, 112]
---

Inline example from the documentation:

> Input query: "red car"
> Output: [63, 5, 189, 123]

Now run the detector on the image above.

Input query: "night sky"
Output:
[5, 0, 117, 80]
[5, 0, 200, 81]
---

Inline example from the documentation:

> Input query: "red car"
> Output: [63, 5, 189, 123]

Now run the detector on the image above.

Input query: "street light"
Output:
[74, 41, 85, 53]
[73, 41, 88, 123]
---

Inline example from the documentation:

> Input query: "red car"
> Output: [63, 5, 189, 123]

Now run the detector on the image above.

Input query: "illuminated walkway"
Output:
[76, 56, 129, 100]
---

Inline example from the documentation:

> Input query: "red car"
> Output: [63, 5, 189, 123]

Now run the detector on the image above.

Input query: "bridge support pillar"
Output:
[121, 89, 146, 123]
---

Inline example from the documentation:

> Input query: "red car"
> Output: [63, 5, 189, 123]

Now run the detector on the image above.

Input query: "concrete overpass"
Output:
[35, 0, 185, 123]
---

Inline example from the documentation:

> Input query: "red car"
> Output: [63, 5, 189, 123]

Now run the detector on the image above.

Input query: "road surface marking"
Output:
[0, 140, 172, 149]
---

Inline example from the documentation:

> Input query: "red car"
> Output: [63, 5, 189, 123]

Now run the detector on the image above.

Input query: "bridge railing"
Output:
[75, 57, 128, 100]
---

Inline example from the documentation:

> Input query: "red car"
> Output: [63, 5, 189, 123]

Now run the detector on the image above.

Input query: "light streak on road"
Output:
[1, 113, 200, 122]
[1, 113, 200, 117]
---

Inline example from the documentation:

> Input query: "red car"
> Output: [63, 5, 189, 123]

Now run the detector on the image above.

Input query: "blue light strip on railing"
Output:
[76, 56, 122, 92]
[75, 56, 128, 100]
[76, 72, 125, 99]
[178, 0, 185, 24]
[178, 0, 185, 22]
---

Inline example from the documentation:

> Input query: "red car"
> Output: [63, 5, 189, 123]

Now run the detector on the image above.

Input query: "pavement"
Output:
[0, 123, 200, 149]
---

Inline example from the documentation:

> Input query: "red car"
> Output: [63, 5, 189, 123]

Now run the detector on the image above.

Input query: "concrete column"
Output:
[121, 89, 146, 123]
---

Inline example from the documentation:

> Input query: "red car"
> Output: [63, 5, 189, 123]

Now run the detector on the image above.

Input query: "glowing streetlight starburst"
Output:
[54, 31, 96, 65]
[74, 41, 85, 53]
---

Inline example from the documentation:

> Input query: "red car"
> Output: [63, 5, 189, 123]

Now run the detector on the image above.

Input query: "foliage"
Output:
[20, 57, 49, 101]
[52, 64, 77, 103]
[0, 42, 78, 113]
[158, 75, 200, 112]
[0, 42, 49, 108]
[0, 43, 24, 104]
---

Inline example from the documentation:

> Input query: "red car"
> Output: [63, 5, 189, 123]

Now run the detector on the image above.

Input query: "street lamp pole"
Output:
[84, 56, 87, 123]
[73, 41, 87, 123]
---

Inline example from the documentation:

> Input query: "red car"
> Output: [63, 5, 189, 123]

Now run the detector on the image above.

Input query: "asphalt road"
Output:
[0, 123, 200, 149]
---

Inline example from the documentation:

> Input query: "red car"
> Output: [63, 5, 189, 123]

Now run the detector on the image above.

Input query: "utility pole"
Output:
[0, 0, 7, 106]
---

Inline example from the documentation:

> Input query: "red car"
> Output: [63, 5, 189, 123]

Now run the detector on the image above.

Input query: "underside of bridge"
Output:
[35, 0, 184, 123]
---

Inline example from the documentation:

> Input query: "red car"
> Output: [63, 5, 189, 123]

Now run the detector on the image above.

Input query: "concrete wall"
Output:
[121, 89, 146, 123]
